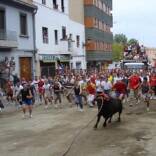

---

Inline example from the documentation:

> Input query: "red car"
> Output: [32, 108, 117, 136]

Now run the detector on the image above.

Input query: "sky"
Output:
[113, 0, 156, 47]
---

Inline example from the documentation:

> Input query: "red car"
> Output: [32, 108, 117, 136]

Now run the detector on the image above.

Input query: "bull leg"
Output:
[108, 116, 112, 123]
[103, 117, 109, 127]
[118, 112, 121, 122]
[94, 115, 101, 129]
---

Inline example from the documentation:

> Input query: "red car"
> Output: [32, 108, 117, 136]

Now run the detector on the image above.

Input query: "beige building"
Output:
[146, 48, 156, 67]
[69, 0, 84, 24]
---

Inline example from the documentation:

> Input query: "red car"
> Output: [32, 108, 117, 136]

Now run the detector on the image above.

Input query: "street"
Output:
[0, 100, 156, 156]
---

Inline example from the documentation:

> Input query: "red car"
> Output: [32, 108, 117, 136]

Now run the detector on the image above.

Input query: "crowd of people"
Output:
[0, 68, 156, 117]
[124, 44, 148, 61]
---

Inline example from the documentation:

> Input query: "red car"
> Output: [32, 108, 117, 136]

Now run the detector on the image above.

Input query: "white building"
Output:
[0, 0, 37, 81]
[33, 0, 86, 77]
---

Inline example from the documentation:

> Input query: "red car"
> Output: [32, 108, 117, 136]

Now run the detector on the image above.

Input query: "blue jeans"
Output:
[75, 95, 83, 109]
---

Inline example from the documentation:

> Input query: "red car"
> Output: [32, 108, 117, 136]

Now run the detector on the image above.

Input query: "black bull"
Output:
[94, 97, 123, 129]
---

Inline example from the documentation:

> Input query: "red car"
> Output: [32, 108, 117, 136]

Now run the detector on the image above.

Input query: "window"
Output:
[42, 0, 46, 5]
[42, 27, 48, 43]
[76, 62, 81, 70]
[0, 9, 5, 30]
[20, 13, 27, 36]
[54, 30, 58, 45]
[76, 35, 80, 47]
[61, 0, 65, 12]
[62, 26, 66, 40]
[53, 0, 58, 9]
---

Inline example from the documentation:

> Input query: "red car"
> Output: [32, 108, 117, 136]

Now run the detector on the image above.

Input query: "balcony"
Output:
[59, 38, 74, 54]
[0, 30, 18, 48]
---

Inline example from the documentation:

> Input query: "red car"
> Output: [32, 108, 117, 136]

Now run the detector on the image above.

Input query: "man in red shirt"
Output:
[113, 80, 127, 101]
[128, 72, 141, 105]
[149, 72, 156, 98]
[86, 80, 96, 107]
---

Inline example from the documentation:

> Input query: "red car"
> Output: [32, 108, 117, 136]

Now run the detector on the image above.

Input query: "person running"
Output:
[43, 80, 52, 109]
[38, 77, 44, 104]
[74, 81, 83, 112]
[113, 80, 127, 102]
[14, 82, 23, 109]
[141, 77, 150, 111]
[149, 72, 156, 99]
[19, 83, 33, 118]
[128, 72, 141, 106]
[86, 79, 96, 107]
[53, 79, 62, 108]
[101, 77, 112, 95]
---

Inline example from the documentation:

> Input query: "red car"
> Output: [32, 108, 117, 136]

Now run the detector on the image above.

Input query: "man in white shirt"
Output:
[101, 77, 112, 95]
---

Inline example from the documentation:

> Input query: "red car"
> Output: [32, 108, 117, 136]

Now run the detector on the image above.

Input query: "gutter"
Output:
[32, 7, 38, 77]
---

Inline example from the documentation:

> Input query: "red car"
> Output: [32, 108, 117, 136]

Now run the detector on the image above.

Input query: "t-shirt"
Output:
[129, 75, 141, 90]
[113, 81, 127, 94]
[150, 76, 156, 87]
[86, 83, 96, 95]
[101, 81, 112, 91]
[21, 88, 31, 101]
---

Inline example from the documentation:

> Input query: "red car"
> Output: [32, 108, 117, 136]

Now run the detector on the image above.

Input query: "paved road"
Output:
[0, 100, 156, 156]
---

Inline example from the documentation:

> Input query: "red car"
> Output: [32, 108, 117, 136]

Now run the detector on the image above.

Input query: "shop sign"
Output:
[41, 54, 70, 63]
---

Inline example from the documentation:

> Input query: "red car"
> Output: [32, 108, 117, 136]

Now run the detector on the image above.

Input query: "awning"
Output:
[39, 54, 71, 63]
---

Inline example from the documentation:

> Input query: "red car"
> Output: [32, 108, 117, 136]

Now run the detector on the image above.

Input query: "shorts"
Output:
[115, 92, 125, 98]
[142, 93, 150, 101]
[22, 99, 32, 106]
[87, 94, 95, 102]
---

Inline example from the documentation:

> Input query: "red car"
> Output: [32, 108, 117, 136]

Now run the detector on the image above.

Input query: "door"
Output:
[20, 57, 32, 80]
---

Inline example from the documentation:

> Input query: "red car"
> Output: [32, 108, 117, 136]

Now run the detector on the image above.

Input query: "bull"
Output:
[94, 95, 123, 129]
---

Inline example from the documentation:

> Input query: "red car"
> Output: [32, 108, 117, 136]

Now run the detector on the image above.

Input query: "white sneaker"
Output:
[0, 108, 2, 112]
[136, 100, 140, 104]
[147, 108, 150, 112]
[79, 109, 84, 112]
[22, 114, 26, 119]
[29, 114, 32, 118]
[54, 105, 58, 108]
[45, 105, 48, 109]
[150, 96, 153, 100]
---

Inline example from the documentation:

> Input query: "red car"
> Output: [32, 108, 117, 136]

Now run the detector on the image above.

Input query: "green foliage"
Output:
[113, 34, 127, 44]
[128, 38, 138, 45]
[112, 43, 124, 61]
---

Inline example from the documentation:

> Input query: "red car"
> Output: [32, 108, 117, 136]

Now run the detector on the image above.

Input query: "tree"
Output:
[112, 43, 124, 61]
[113, 34, 127, 44]
[128, 38, 138, 45]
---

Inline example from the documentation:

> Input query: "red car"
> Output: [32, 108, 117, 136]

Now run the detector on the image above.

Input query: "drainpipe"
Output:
[32, 7, 37, 79]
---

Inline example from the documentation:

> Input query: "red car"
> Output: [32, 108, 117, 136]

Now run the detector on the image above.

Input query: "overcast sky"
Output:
[113, 0, 156, 47]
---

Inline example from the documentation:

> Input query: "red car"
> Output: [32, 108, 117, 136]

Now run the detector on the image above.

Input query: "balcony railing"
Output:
[0, 29, 17, 41]
[0, 29, 18, 48]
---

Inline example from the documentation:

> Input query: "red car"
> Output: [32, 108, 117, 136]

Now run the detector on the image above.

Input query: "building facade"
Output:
[0, 0, 37, 80]
[33, 0, 86, 77]
[84, 0, 113, 69]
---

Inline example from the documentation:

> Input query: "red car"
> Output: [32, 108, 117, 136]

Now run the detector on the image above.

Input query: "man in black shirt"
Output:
[19, 83, 33, 118]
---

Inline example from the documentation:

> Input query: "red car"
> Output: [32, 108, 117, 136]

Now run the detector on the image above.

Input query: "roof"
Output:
[1, 0, 37, 10]
[12, 0, 37, 9]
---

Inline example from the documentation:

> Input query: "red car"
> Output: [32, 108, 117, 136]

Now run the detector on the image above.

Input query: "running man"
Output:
[19, 83, 33, 118]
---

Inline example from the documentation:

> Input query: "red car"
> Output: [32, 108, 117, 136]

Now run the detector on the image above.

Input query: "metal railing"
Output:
[0, 29, 17, 41]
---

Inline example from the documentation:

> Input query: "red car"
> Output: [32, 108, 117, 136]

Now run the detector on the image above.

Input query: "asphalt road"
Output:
[0, 100, 156, 156]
